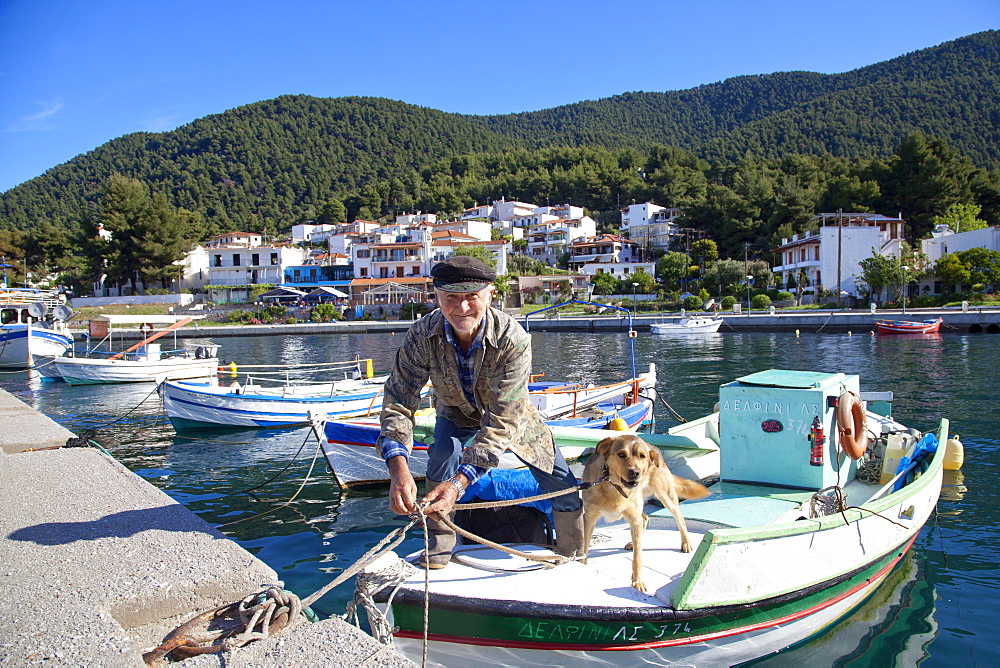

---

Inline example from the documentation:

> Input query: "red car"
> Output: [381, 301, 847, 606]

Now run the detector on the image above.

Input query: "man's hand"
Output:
[421, 473, 469, 519]
[387, 456, 417, 515]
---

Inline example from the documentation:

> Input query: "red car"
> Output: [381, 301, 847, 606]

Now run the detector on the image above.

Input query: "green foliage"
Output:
[777, 291, 794, 301]
[721, 295, 737, 310]
[656, 251, 688, 290]
[310, 303, 342, 322]
[591, 271, 618, 295]
[931, 202, 988, 233]
[626, 269, 656, 293]
[452, 245, 496, 268]
[857, 252, 902, 304]
[751, 293, 772, 309]
[682, 295, 702, 310]
[955, 247, 1000, 286]
[507, 254, 549, 276]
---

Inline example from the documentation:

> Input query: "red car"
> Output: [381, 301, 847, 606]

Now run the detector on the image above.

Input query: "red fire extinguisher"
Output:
[809, 416, 825, 466]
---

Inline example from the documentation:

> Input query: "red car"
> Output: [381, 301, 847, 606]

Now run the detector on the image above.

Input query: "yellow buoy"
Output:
[228, 362, 238, 375]
[943, 435, 964, 470]
[795, 329, 800, 337]
[607, 416, 631, 432]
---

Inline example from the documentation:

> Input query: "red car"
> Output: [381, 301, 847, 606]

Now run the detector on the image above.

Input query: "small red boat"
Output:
[875, 317, 943, 334]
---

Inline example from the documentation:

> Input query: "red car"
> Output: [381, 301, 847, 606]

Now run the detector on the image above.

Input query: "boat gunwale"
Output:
[382, 532, 914, 630]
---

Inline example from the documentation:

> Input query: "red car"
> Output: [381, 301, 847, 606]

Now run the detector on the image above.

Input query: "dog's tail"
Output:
[674, 476, 710, 500]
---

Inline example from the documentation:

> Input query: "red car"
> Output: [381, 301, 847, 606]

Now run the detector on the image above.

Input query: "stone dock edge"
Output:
[0, 388, 413, 667]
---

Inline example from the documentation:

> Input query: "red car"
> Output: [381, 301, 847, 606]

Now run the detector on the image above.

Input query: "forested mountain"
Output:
[1, 30, 998, 252]
[467, 30, 1000, 166]
[0, 97, 516, 234]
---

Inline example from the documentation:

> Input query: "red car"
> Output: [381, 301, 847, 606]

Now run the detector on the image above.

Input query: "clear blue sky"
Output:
[1, 0, 997, 193]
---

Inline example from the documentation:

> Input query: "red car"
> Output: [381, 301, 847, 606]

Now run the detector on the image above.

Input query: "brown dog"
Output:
[582, 434, 709, 593]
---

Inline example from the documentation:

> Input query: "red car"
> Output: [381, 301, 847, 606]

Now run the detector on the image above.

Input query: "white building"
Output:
[567, 234, 639, 270]
[395, 212, 438, 226]
[491, 200, 538, 222]
[175, 246, 209, 293]
[922, 225, 1000, 263]
[207, 231, 262, 248]
[429, 219, 492, 242]
[291, 223, 335, 244]
[620, 202, 681, 254]
[525, 217, 597, 266]
[207, 245, 305, 303]
[771, 213, 906, 301]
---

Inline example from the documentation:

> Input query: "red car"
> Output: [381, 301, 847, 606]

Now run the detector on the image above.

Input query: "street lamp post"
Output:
[900, 266, 908, 314]
[746, 275, 753, 316]
[632, 282, 639, 314]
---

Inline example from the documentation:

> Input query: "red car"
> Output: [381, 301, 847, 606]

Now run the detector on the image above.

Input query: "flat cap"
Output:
[431, 255, 496, 292]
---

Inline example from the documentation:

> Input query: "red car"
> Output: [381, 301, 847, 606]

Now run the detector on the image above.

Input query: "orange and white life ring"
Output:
[837, 391, 868, 459]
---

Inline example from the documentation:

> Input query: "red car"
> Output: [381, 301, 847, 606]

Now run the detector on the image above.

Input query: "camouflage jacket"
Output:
[377, 307, 556, 473]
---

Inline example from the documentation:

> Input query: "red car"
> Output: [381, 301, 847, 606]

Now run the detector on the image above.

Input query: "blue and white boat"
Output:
[0, 290, 74, 369]
[160, 375, 404, 429]
[321, 393, 656, 487]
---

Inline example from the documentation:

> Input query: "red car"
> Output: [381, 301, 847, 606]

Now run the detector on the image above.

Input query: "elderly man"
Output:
[376, 255, 584, 568]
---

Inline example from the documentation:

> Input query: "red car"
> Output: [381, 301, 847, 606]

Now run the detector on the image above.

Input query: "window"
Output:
[214, 255, 222, 267]
[270, 253, 278, 265]
[360, 267, 368, 277]
[232, 254, 241, 267]
[252, 254, 260, 266]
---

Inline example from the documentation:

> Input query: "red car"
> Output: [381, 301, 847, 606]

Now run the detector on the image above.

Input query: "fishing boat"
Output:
[159, 358, 427, 429]
[321, 393, 658, 488]
[650, 316, 723, 335]
[355, 369, 953, 666]
[525, 364, 656, 419]
[0, 290, 74, 368]
[875, 317, 943, 334]
[42, 317, 219, 385]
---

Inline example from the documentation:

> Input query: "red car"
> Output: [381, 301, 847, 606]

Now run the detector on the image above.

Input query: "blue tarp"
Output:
[460, 468, 552, 514]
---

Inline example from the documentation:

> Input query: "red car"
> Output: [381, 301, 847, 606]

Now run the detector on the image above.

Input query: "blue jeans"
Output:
[428, 417, 582, 513]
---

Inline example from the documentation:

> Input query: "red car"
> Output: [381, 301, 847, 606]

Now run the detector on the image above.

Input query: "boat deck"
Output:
[396, 474, 887, 610]
[405, 513, 706, 610]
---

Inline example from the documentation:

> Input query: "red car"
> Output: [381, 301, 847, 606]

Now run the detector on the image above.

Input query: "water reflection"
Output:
[749, 552, 936, 667]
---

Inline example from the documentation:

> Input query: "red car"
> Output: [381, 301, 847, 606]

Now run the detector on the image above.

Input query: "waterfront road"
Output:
[76, 306, 1000, 340]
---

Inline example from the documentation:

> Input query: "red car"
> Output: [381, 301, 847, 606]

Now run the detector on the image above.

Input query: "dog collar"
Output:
[601, 464, 630, 499]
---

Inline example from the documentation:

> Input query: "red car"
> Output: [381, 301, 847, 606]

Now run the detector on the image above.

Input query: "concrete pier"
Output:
[0, 388, 413, 666]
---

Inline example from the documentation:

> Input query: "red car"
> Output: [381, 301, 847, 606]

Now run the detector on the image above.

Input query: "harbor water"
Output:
[1, 329, 996, 665]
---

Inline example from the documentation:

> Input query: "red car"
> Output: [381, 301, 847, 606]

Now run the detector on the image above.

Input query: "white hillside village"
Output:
[74, 197, 1000, 315]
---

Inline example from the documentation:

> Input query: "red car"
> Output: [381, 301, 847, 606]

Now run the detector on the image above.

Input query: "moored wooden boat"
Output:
[355, 369, 951, 666]
[875, 317, 943, 334]
[43, 317, 220, 384]
[160, 373, 410, 429]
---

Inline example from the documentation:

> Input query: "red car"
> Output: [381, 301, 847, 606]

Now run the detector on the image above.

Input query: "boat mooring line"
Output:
[232, 428, 315, 496]
[644, 389, 686, 423]
[218, 432, 325, 528]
